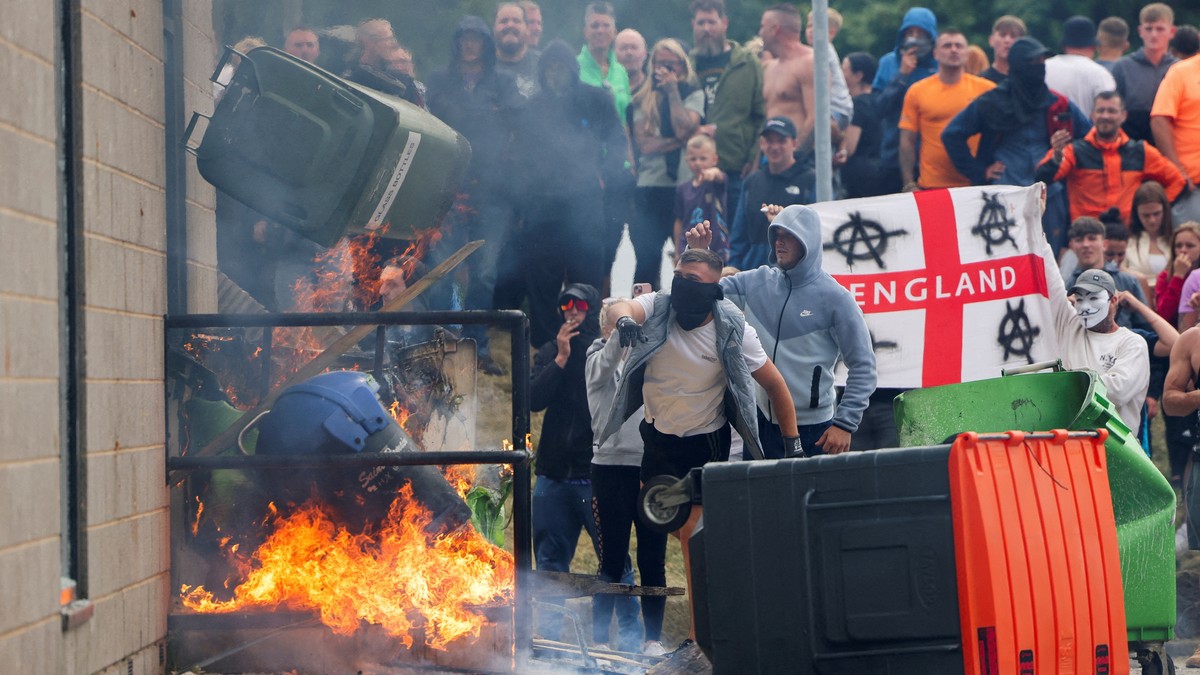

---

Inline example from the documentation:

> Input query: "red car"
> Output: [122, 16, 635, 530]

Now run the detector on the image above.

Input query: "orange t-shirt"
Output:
[1151, 55, 1200, 182]
[899, 73, 996, 189]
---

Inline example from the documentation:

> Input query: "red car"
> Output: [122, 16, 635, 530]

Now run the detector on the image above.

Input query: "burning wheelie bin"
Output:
[894, 364, 1177, 670]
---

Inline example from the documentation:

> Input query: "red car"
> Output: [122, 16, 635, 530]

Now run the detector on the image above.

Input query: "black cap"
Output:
[1009, 36, 1054, 66]
[761, 116, 798, 139]
[1062, 16, 1098, 48]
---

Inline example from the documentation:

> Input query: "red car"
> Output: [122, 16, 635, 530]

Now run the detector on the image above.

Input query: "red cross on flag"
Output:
[813, 184, 1059, 389]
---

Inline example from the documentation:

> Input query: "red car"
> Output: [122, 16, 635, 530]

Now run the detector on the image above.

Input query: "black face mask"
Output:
[670, 277, 723, 330]
[1013, 62, 1046, 89]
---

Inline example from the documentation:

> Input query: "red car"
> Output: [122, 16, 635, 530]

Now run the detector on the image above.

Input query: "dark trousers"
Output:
[533, 476, 638, 641]
[755, 408, 832, 458]
[849, 389, 905, 451]
[463, 199, 515, 357]
[631, 186, 676, 288]
[603, 173, 635, 289]
[521, 192, 605, 346]
[1167, 413, 1199, 480]
[592, 464, 667, 645]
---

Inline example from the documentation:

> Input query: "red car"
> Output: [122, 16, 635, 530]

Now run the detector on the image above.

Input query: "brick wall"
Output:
[0, 0, 216, 672]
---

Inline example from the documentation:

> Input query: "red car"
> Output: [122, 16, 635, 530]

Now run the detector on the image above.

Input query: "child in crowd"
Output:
[674, 134, 730, 264]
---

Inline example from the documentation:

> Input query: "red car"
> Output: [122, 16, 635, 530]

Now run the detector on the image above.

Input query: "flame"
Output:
[191, 496, 205, 537]
[387, 400, 412, 431]
[180, 484, 514, 650]
[269, 228, 445, 386]
[441, 465, 475, 499]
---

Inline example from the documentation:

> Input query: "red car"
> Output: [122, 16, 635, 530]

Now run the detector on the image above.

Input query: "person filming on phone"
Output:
[943, 36, 1090, 258]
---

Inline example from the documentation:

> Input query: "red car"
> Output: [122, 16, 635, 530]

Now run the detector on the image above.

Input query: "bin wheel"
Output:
[638, 475, 692, 534]
[1136, 646, 1176, 675]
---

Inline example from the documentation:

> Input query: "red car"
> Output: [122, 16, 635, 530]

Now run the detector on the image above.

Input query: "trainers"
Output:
[642, 640, 667, 656]
[477, 355, 503, 376]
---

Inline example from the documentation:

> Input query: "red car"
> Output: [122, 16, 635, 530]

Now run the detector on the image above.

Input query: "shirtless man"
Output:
[759, 4, 815, 149]
[1164, 324, 1200, 668]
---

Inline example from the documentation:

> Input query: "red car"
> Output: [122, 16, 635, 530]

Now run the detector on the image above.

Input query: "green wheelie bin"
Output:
[893, 363, 1176, 650]
[185, 46, 470, 247]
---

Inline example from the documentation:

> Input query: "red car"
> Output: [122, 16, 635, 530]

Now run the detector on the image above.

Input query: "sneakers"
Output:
[642, 640, 667, 656]
[477, 355, 503, 376]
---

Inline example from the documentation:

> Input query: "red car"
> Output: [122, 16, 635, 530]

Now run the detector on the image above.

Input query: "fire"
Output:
[269, 228, 445, 385]
[180, 484, 514, 650]
[387, 400, 412, 431]
[191, 496, 205, 537]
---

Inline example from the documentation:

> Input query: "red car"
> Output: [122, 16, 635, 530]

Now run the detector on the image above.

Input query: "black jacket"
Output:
[737, 160, 815, 246]
[530, 283, 602, 480]
[511, 40, 627, 201]
[425, 16, 523, 193]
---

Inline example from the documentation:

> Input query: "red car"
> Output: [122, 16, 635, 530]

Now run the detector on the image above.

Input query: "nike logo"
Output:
[799, 310, 813, 317]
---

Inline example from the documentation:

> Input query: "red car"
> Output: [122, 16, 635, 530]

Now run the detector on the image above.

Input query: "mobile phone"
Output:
[1048, 111, 1073, 137]
[632, 283, 653, 297]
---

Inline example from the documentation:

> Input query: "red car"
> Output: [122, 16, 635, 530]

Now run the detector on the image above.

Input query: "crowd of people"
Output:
[214, 0, 1200, 661]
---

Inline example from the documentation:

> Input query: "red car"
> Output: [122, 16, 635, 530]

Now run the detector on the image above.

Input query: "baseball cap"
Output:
[1070, 269, 1117, 297]
[761, 116, 798, 139]
[1062, 16, 1098, 48]
[1010, 36, 1055, 63]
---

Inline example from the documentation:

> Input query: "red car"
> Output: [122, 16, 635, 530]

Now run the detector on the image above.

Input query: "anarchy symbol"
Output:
[997, 299, 1040, 363]
[822, 212, 908, 269]
[971, 192, 1018, 255]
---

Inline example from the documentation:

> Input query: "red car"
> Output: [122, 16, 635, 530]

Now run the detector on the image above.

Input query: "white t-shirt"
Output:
[633, 292, 768, 437]
[1044, 54, 1117, 117]
[1043, 244, 1150, 430]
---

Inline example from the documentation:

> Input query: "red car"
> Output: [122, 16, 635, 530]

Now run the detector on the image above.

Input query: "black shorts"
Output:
[639, 420, 731, 481]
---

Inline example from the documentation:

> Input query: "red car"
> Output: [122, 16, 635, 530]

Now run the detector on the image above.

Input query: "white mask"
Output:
[1074, 289, 1111, 329]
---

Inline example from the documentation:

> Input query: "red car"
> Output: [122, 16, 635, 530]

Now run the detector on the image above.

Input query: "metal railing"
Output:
[164, 309, 532, 671]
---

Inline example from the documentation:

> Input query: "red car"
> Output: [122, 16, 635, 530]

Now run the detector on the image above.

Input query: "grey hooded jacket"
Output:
[598, 293, 763, 460]
[720, 205, 876, 431]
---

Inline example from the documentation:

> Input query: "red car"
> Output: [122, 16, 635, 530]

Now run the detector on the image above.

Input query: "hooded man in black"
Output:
[529, 283, 639, 640]
[426, 16, 524, 373]
[944, 37, 1090, 258]
[512, 39, 628, 346]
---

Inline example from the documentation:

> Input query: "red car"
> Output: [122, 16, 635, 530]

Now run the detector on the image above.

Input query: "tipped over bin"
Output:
[894, 368, 1176, 644]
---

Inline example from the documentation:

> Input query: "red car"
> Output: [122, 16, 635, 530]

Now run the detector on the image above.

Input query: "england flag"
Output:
[815, 184, 1060, 388]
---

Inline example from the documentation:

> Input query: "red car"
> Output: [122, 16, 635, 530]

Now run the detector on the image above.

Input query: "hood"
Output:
[452, 15, 496, 71]
[558, 283, 601, 337]
[893, 8, 938, 59]
[768, 205, 823, 284]
[537, 39, 581, 90]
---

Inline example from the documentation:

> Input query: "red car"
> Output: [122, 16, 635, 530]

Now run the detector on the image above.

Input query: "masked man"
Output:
[1043, 243, 1149, 430]
[600, 246, 798, 642]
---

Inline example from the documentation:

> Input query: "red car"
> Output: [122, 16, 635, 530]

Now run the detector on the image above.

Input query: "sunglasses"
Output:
[560, 298, 590, 313]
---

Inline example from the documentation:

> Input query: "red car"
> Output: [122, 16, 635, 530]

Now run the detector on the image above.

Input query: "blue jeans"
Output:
[463, 200, 514, 358]
[533, 477, 640, 644]
[756, 408, 833, 458]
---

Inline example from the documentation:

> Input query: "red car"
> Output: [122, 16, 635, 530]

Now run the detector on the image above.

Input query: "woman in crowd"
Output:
[1125, 180, 1176, 299]
[629, 38, 703, 288]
